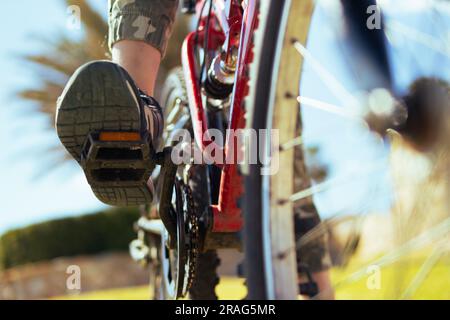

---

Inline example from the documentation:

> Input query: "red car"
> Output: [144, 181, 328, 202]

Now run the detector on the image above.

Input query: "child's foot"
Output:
[56, 61, 163, 206]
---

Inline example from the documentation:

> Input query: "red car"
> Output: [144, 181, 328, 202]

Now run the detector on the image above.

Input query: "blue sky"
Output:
[0, 1, 109, 233]
[0, 1, 448, 234]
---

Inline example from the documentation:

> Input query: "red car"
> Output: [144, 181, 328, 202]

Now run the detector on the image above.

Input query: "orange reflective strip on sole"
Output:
[99, 132, 141, 141]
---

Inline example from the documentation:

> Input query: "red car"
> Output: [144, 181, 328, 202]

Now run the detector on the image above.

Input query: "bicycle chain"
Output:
[181, 182, 199, 294]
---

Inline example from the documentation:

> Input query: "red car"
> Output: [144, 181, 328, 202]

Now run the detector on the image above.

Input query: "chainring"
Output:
[159, 67, 202, 299]
[162, 176, 199, 299]
[183, 180, 200, 293]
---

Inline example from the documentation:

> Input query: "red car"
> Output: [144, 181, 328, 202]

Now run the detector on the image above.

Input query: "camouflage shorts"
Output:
[108, 0, 179, 57]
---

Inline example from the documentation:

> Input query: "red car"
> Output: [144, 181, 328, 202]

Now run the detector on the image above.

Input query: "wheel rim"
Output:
[257, 0, 315, 299]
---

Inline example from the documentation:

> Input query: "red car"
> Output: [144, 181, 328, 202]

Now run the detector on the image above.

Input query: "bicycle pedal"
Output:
[129, 238, 150, 264]
[81, 132, 155, 186]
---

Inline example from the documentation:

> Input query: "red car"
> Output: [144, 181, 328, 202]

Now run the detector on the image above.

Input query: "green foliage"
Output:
[0, 207, 140, 270]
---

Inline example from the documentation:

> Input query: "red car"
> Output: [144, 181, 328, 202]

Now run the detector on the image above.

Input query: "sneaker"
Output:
[56, 60, 163, 206]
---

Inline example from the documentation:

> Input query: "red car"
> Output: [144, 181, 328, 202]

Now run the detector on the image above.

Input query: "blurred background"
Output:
[0, 0, 198, 300]
[0, 0, 449, 300]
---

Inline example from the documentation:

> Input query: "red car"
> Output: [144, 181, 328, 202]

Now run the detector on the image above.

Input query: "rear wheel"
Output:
[244, 0, 450, 299]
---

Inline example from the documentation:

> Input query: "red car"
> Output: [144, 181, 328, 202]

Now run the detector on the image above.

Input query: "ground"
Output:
[56, 255, 450, 300]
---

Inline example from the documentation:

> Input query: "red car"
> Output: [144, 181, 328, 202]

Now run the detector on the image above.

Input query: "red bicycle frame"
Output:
[181, 0, 259, 233]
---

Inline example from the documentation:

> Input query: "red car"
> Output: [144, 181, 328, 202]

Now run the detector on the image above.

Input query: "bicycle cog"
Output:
[164, 177, 199, 299]
[182, 181, 200, 294]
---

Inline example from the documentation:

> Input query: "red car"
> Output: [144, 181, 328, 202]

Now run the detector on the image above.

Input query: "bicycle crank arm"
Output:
[136, 217, 165, 235]
[154, 147, 178, 248]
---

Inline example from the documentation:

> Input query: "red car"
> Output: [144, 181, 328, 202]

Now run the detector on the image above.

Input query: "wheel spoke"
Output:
[297, 96, 360, 119]
[280, 136, 303, 151]
[313, 216, 450, 299]
[400, 241, 449, 299]
[275, 162, 388, 261]
[289, 162, 385, 203]
[385, 20, 450, 58]
[298, 198, 386, 248]
[292, 40, 358, 108]
[166, 101, 182, 124]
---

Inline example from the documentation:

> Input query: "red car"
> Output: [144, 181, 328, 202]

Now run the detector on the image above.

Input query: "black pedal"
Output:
[81, 132, 154, 186]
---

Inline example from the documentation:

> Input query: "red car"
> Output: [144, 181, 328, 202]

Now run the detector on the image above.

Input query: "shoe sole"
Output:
[56, 61, 154, 206]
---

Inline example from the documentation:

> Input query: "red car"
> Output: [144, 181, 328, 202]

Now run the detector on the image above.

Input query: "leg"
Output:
[111, 41, 161, 95]
[108, 0, 179, 95]
[293, 115, 334, 299]
[311, 271, 334, 299]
